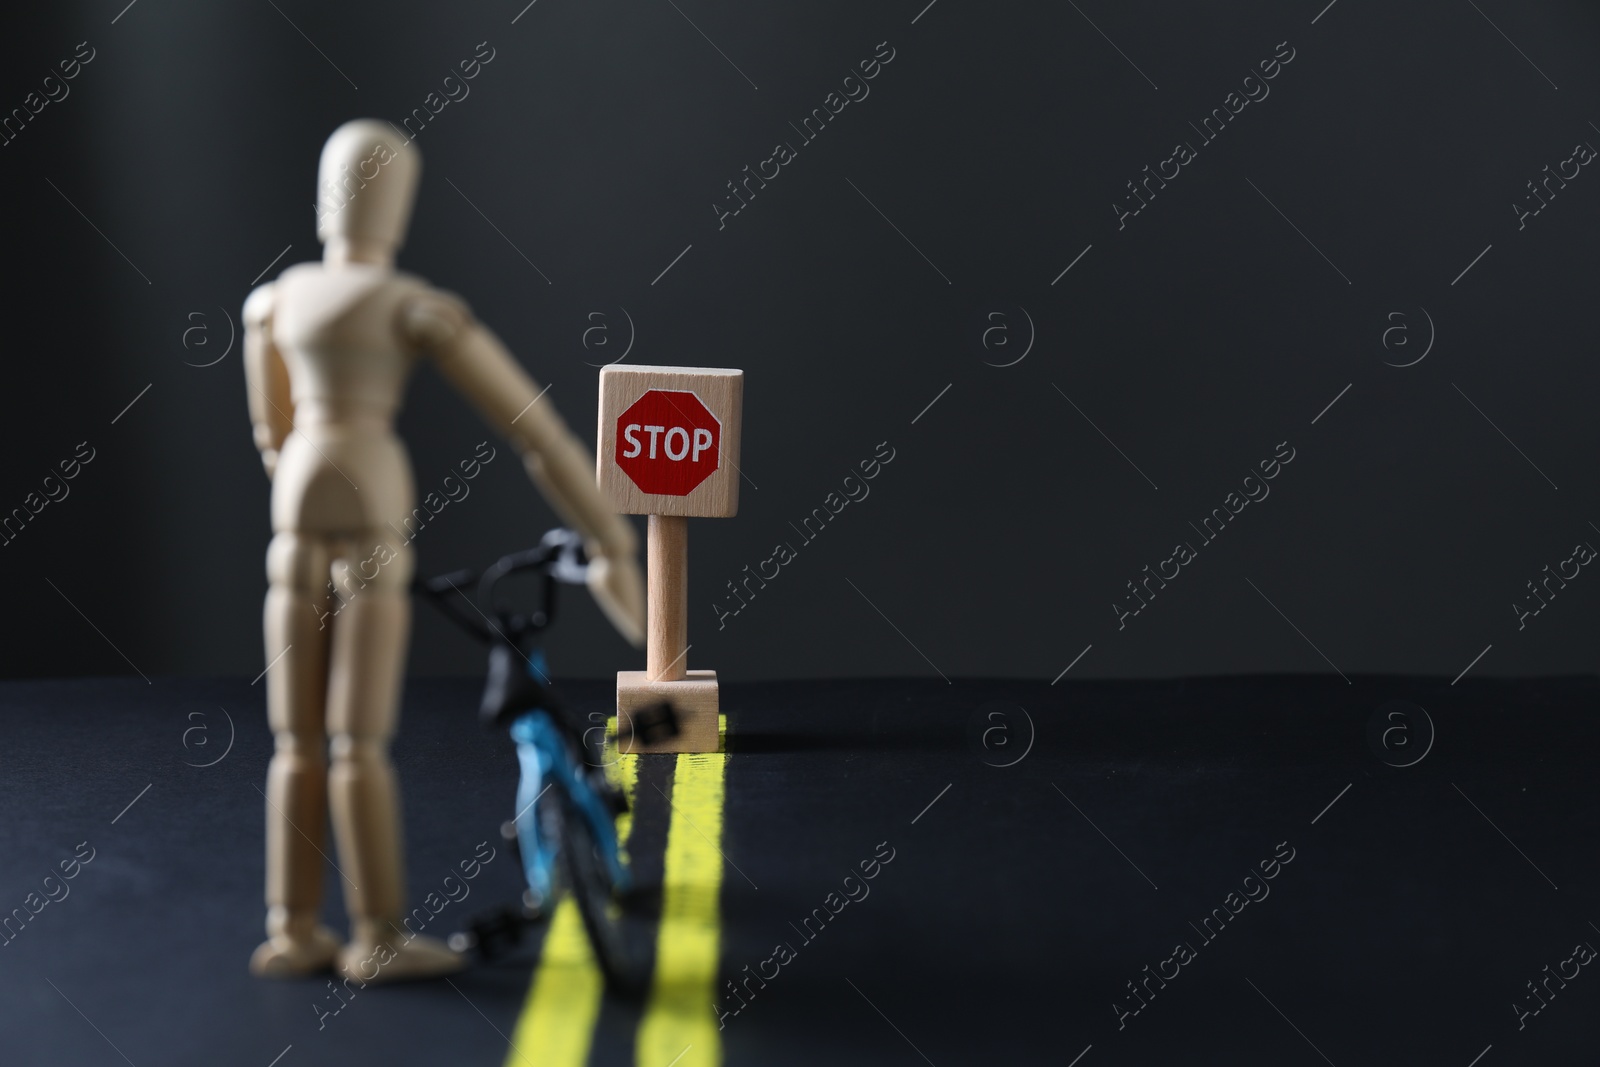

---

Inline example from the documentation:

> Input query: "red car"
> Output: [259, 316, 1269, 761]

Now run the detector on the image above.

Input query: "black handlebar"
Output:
[416, 526, 681, 747]
[416, 528, 589, 648]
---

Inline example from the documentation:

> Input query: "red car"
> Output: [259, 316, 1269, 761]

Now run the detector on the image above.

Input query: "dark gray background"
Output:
[1, 0, 1596, 683]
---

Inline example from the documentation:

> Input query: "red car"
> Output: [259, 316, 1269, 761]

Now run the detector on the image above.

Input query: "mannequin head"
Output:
[315, 119, 420, 267]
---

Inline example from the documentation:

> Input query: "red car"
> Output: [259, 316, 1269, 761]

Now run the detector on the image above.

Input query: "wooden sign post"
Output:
[597, 365, 743, 753]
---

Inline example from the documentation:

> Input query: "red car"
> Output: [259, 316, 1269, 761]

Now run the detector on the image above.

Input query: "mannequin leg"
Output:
[326, 534, 462, 982]
[251, 531, 341, 976]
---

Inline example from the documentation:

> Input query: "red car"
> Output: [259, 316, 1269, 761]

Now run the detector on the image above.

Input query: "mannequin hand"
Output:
[260, 449, 278, 481]
[586, 552, 646, 647]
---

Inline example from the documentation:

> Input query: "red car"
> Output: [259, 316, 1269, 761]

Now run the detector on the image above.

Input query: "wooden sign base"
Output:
[616, 669, 719, 753]
[614, 514, 720, 753]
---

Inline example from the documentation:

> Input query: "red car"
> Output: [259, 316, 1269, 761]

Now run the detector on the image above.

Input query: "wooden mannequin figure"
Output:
[243, 119, 645, 983]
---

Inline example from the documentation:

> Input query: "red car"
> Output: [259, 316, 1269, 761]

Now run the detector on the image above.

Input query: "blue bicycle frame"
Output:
[507, 651, 631, 907]
[418, 529, 673, 990]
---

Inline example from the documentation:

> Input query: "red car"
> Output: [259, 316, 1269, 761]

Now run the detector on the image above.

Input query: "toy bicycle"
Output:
[417, 528, 677, 993]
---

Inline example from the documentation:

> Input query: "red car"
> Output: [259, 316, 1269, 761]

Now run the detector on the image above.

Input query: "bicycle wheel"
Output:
[559, 786, 649, 996]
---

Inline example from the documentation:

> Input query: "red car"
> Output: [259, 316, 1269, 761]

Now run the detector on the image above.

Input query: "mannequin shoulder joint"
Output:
[242, 282, 276, 328]
[399, 288, 475, 352]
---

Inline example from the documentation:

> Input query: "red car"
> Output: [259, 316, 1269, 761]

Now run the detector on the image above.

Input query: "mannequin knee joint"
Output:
[330, 734, 387, 764]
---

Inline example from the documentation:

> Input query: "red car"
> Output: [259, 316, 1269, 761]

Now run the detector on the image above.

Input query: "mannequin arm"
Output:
[401, 289, 645, 646]
[242, 283, 293, 480]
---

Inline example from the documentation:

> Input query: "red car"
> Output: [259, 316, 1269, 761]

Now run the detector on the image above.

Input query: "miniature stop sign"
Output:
[614, 390, 720, 496]
[598, 366, 743, 519]
[597, 364, 744, 754]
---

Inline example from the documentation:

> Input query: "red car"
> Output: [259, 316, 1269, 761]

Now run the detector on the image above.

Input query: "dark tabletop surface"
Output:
[0, 673, 1595, 1066]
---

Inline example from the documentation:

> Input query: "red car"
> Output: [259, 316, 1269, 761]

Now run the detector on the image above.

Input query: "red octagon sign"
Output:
[614, 389, 721, 496]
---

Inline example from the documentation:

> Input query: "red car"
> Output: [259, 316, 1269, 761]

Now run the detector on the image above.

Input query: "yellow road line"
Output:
[504, 899, 602, 1066]
[636, 722, 728, 1067]
[503, 749, 640, 1067]
[504, 716, 730, 1067]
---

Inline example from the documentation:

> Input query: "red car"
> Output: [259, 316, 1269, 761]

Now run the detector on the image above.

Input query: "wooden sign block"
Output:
[617, 669, 720, 752]
[597, 365, 743, 518]
[598, 364, 743, 754]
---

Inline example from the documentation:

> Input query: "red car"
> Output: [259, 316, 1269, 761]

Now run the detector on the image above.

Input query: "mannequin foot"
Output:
[338, 926, 464, 985]
[250, 924, 341, 978]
